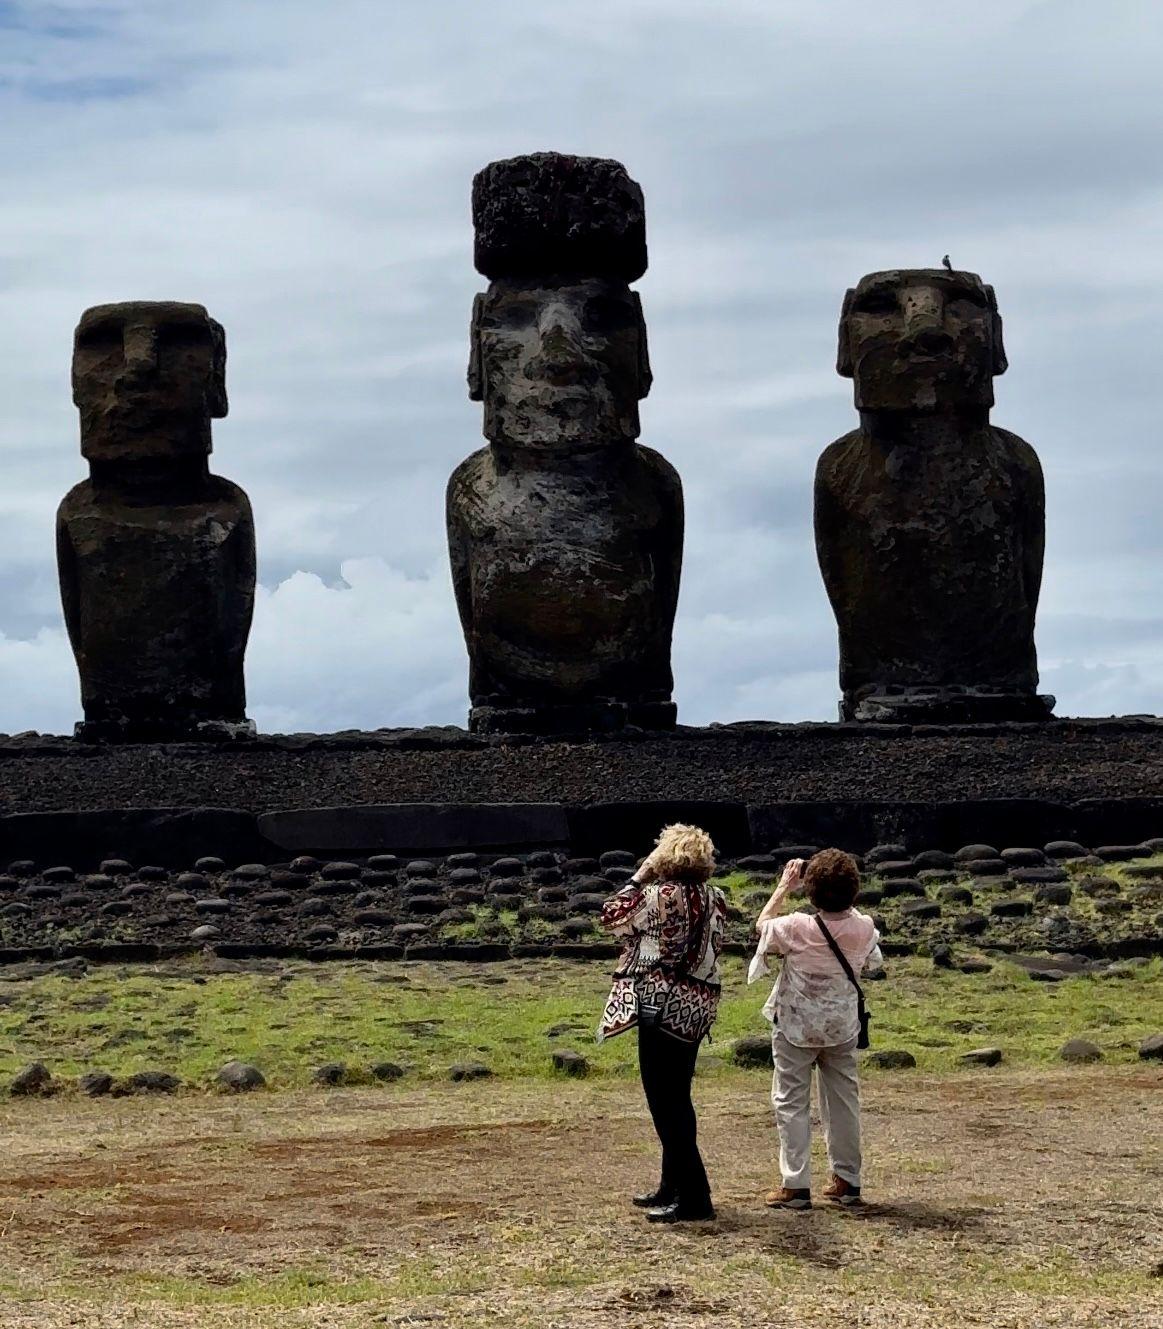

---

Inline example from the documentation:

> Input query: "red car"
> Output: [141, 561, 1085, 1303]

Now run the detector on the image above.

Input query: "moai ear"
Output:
[468, 293, 485, 401]
[836, 288, 856, 378]
[207, 317, 229, 418]
[985, 285, 1007, 376]
[633, 292, 652, 398]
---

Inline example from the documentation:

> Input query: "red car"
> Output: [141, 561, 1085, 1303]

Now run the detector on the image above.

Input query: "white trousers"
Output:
[771, 1029, 862, 1189]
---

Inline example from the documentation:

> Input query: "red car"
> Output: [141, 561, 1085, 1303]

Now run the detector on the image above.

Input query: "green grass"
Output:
[0, 951, 1160, 1090]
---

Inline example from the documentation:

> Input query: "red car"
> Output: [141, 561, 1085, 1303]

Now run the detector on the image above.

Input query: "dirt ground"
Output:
[0, 1067, 1160, 1328]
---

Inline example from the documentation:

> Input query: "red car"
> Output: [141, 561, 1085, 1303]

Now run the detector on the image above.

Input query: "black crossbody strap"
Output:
[814, 914, 866, 1004]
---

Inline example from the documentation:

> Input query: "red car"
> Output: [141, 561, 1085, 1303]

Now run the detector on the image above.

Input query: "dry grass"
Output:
[0, 1064, 1160, 1327]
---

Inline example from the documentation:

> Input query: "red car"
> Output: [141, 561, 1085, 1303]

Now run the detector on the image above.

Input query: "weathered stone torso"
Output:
[815, 425, 1043, 696]
[448, 442, 681, 704]
[57, 475, 255, 730]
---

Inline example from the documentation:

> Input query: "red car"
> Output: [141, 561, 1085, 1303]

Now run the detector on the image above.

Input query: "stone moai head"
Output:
[72, 301, 227, 463]
[468, 152, 652, 450]
[836, 269, 1007, 414]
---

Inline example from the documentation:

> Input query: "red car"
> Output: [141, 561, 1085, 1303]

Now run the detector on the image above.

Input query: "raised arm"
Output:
[755, 858, 807, 928]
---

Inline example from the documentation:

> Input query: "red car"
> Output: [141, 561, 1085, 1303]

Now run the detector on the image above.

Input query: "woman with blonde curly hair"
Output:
[597, 823, 727, 1223]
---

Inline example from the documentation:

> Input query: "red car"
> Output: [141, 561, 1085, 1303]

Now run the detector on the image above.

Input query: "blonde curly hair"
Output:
[638, 822, 716, 882]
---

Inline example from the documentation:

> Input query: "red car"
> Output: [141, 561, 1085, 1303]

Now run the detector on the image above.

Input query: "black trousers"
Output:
[637, 1022, 711, 1208]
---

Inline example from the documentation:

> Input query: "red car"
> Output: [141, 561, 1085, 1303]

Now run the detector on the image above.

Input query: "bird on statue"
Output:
[942, 254, 953, 272]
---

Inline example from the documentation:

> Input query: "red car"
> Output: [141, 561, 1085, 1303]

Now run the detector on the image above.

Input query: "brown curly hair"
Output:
[804, 848, 861, 912]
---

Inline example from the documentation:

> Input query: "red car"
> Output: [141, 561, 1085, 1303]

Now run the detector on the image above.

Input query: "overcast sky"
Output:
[2, 0, 1162, 734]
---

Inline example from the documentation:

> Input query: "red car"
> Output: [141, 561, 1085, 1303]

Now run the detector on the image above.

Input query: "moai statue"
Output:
[447, 152, 683, 734]
[815, 269, 1054, 722]
[57, 302, 256, 741]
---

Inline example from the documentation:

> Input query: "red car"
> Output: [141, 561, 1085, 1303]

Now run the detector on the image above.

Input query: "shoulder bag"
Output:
[814, 914, 871, 1050]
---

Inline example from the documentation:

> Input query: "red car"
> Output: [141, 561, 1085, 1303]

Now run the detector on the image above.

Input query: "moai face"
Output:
[837, 270, 1007, 414]
[469, 277, 650, 448]
[72, 301, 227, 462]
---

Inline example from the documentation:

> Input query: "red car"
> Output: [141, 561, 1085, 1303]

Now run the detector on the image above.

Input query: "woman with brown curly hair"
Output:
[598, 823, 727, 1224]
[748, 848, 883, 1210]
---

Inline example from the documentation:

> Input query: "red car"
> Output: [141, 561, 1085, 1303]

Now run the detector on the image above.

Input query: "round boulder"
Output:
[732, 1034, 773, 1068]
[1059, 1039, 1101, 1063]
[216, 1060, 266, 1092]
[865, 1049, 916, 1070]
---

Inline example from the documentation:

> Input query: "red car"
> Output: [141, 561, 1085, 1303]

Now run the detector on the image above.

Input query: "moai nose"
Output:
[901, 289, 952, 355]
[121, 325, 159, 381]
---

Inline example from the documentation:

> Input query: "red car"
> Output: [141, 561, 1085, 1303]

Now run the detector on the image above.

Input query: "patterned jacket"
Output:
[596, 876, 727, 1044]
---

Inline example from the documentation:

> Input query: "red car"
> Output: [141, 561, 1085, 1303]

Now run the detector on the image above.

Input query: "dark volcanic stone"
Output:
[865, 844, 908, 867]
[23, 883, 61, 900]
[449, 868, 481, 885]
[0, 876, 17, 893]
[526, 851, 557, 869]
[291, 855, 322, 874]
[966, 858, 1010, 878]
[312, 1062, 347, 1086]
[732, 1034, 773, 1068]
[561, 917, 595, 938]
[122, 1070, 180, 1095]
[84, 874, 115, 891]
[1139, 1033, 1163, 1060]
[737, 854, 778, 872]
[472, 152, 646, 282]
[190, 924, 221, 941]
[299, 898, 331, 916]
[567, 892, 605, 914]
[881, 877, 925, 898]
[563, 858, 599, 876]
[404, 860, 437, 878]
[1011, 865, 1068, 885]
[531, 867, 562, 886]
[450, 888, 485, 906]
[79, 1070, 113, 1097]
[99, 858, 132, 876]
[1095, 898, 1133, 915]
[176, 872, 209, 891]
[901, 900, 941, 919]
[7, 860, 36, 877]
[392, 922, 429, 940]
[855, 887, 883, 907]
[354, 908, 394, 927]
[303, 924, 338, 943]
[955, 845, 1001, 863]
[254, 890, 293, 908]
[1093, 845, 1144, 862]
[871, 860, 913, 878]
[42, 866, 76, 883]
[449, 1061, 493, 1082]
[194, 897, 230, 914]
[599, 850, 637, 869]
[960, 1047, 1003, 1067]
[1059, 1039, 1102, 1063]
[372, 1061, 405, 1081]
[551, 1048, 589, 1077]
[195, 857, 225, 874]
[1077, 876, 1119, 896]
[404, 895, 446, 915]
[136, 865, 168, 881]
[99, 899, 132, 917]
[866, 1049, 916, 1069]
[912, 850, 954, 871]
[359, 870, 395, 888]
[1044, 840, 1088, 859]
[490, 857, 525, 879]
[1035, 884, 1073, 906]
[10, 1062, 52, 1096]
[937, 884, 974, 905]
[954, 911, 989, 935]
[232, 863, 268, 880]
[604, 867, 634, 884]
[1001, 847, 1046, 867]
[990, 897, 1033, 917]
[321, 861, 360, 881]
[216, 1060, 265, 1092]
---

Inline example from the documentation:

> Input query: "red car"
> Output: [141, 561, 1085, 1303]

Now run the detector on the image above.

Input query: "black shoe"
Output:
[645, 1200, 716, 1224]
[632, 1187, 675, 1209]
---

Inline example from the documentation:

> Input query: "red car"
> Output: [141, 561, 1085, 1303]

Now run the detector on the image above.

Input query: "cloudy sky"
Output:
[1, 0, 1162, 733]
